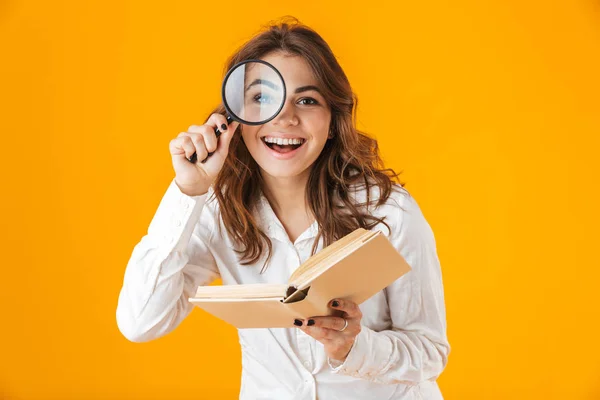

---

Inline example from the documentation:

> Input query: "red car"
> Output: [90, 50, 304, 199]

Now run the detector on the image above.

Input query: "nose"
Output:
[271, 99, 299, 127]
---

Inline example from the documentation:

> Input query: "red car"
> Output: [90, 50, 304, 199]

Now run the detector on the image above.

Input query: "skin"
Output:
[297, 299, 363, 362]
[241, 51, 360, 362]
[241, 51, 331, 243]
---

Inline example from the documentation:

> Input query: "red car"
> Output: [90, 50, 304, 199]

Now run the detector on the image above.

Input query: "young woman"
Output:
[116, 18, 450, 400]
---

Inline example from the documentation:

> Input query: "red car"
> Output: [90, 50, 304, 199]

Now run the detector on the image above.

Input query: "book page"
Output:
[192, 283, 289, 300]
[188, 231, 411, 329]
[284, 232, 411, 318]
[289, 230, 379, 290]
[189, 297, 299, 328]
[287, 228, 370, 284]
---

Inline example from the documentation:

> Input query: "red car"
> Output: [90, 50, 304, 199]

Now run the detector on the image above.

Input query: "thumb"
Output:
[217, 121, 240, 154]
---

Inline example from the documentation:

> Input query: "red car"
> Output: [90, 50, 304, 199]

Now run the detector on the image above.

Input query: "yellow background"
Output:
[1, 1, 599, 399]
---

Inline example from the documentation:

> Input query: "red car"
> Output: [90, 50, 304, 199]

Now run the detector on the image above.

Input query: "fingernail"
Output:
[332, 300, 339, 307]
[294, 319, 303, 326]
[221, 123, 227, 131]
[307, 319, 315, 326]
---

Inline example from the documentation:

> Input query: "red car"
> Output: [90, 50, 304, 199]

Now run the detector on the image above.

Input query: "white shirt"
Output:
[116, 178, 450, 399]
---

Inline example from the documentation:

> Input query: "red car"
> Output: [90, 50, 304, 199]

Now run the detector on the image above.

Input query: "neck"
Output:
[260, 170, 312, 219]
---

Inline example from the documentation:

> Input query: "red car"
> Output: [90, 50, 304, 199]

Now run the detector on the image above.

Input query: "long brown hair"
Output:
[207, 17, 405, 272]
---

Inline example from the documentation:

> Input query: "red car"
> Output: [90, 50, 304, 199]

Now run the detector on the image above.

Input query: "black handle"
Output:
[187, 115, 233, 164]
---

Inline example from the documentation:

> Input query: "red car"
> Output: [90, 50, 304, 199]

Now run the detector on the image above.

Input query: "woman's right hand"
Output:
[169, 113, 239, 196]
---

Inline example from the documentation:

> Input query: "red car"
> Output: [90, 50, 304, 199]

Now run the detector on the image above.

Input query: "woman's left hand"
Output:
[294, 298, 362, 362]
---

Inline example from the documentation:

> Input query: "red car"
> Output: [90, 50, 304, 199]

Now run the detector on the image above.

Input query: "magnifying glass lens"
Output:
[190, 60, 286, 164]
[223, 61, 285, 124]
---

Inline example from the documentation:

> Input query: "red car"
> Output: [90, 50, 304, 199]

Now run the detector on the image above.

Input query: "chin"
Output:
[258, 162, 311, 179]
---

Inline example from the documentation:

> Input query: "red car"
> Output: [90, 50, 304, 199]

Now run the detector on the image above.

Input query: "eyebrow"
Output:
[245, 79, 281, 92]
[245, 80, 323, 96]
[294, 85, 322, 95]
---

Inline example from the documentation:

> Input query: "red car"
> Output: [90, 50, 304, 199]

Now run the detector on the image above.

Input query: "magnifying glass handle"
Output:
[187, 115, 233, 164]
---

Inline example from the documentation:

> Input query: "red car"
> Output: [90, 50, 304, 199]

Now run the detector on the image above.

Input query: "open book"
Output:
[189, 228, 411, 329]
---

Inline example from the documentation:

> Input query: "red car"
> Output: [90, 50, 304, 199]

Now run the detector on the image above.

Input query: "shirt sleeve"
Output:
[116, 178, 221, 342]
[328, 191, 450, 385]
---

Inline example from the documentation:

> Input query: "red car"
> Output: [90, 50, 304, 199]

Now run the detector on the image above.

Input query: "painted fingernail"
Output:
[294, 319, 303, 326]
[221, 123, 227, 131]
[332, 300, 339, 307]
[307, 319, 315, 326]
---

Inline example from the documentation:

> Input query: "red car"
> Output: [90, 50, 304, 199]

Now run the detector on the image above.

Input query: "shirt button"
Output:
[183, 202, 189, 210]
[303, 361, 311, 368]
[175, 220, 182, 227]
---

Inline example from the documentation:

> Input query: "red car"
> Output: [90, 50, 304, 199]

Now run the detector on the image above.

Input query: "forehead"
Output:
[259, 52, 318, 87]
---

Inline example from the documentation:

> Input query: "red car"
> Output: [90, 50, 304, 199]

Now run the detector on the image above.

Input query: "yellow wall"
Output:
[1, 1, 599, 399]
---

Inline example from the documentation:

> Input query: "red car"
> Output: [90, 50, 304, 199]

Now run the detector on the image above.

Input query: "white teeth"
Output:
[262, 137, 305, 145]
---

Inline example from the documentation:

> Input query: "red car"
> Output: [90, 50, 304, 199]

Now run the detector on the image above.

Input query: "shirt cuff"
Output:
[327, 325, 393, 381]
[327, 350, 349, 370]
[147, 178, 210, 253]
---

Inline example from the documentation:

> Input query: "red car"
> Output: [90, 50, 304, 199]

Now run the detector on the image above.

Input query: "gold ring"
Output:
[338, 318, 349, 332]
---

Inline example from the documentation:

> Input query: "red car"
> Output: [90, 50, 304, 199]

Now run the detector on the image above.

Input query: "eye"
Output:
[253, 93, 276, 104]
[298, 97, 319, 106]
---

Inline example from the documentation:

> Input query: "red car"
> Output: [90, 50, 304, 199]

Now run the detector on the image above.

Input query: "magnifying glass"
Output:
[188, 59, 287, 164]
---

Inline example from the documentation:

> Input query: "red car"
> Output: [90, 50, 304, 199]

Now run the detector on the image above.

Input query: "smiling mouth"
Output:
[261, 137, 306, 153]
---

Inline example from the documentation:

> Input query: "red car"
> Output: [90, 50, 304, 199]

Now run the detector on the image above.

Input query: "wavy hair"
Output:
[206, 17, 404, 272]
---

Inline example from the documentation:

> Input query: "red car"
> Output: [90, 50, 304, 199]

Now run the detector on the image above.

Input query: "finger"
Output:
[303, 316, 349, 333]
[205, 113, 230, 132]
[217, 120, 240, 153]
[188, 117, 239, 158]
[299, 324, 336, 342]
[187, 124, 203, 133]
[178, 131, 210, 159]
[195, 125, 218, 153]
[329, 298, 362, 320]
[169, 136, 186, 156]
[170, 136, 201, 160]
[183, 135, 207, 161]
